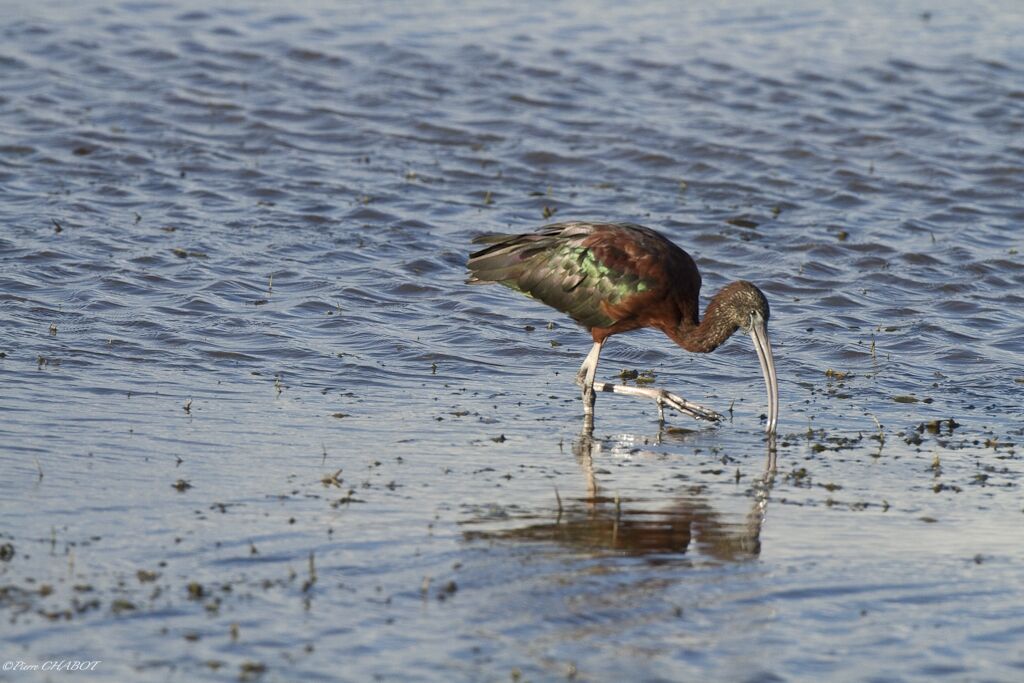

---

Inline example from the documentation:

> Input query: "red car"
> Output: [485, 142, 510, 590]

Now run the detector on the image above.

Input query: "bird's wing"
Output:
[467, 222, 660, 329]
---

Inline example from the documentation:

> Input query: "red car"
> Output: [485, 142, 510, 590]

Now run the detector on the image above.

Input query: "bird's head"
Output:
[713, 281, 778, 435]
[718, 281, 770, 331]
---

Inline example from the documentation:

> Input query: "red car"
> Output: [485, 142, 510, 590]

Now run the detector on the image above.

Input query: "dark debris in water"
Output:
[320, 470, 344, 488]
[239, 661, 267, 681]
[137, 570, 160, 583]
[917, 418, 960, 435]
[171, 248, 208, 259]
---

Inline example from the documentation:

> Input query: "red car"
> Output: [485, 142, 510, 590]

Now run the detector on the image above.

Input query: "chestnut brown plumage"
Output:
[467, 222, 779, 434]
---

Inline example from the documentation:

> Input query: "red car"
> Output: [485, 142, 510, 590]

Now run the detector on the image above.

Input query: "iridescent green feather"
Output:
[467, 223, 653, 329]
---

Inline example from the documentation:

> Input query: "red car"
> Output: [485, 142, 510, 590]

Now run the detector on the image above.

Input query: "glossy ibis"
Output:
[466, 222, 779, 434]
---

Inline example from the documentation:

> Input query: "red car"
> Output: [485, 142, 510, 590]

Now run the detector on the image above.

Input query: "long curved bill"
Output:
[749, 318, 779, 435]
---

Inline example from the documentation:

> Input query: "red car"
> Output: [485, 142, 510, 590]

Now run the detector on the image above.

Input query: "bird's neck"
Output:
[665, 291, 741, 354]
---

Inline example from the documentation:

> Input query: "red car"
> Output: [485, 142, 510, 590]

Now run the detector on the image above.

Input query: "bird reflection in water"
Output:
[466, 424, 777, 563]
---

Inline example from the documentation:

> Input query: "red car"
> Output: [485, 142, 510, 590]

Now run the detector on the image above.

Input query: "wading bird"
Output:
[466, 222, 778, 434]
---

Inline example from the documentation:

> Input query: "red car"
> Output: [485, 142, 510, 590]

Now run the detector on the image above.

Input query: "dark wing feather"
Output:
[467, 222, 667, 329]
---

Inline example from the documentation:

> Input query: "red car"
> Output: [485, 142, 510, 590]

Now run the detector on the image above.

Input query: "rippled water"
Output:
[2, 1, 1023, 681]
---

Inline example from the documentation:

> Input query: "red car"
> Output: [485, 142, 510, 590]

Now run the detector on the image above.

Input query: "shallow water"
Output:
[2, 1, 1024, 681]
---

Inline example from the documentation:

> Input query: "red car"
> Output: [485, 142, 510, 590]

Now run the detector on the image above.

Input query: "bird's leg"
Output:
[591, 382, 723, 424]
[573, 341, 718, 424]
[574, 341, 604, 415]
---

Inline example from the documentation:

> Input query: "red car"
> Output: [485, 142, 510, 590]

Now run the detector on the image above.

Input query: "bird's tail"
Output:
[465, 232, 553, 287]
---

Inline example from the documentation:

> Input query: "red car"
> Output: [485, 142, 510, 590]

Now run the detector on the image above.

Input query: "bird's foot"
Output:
[593, 383, 722, 424]
[657, 388, 723, 423]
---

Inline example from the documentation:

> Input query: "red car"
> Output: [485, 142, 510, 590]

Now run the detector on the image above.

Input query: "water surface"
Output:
[2, 1, 1023, 681]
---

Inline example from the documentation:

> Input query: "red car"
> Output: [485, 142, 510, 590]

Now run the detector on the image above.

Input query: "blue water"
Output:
[1, 1, 1023, 681]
